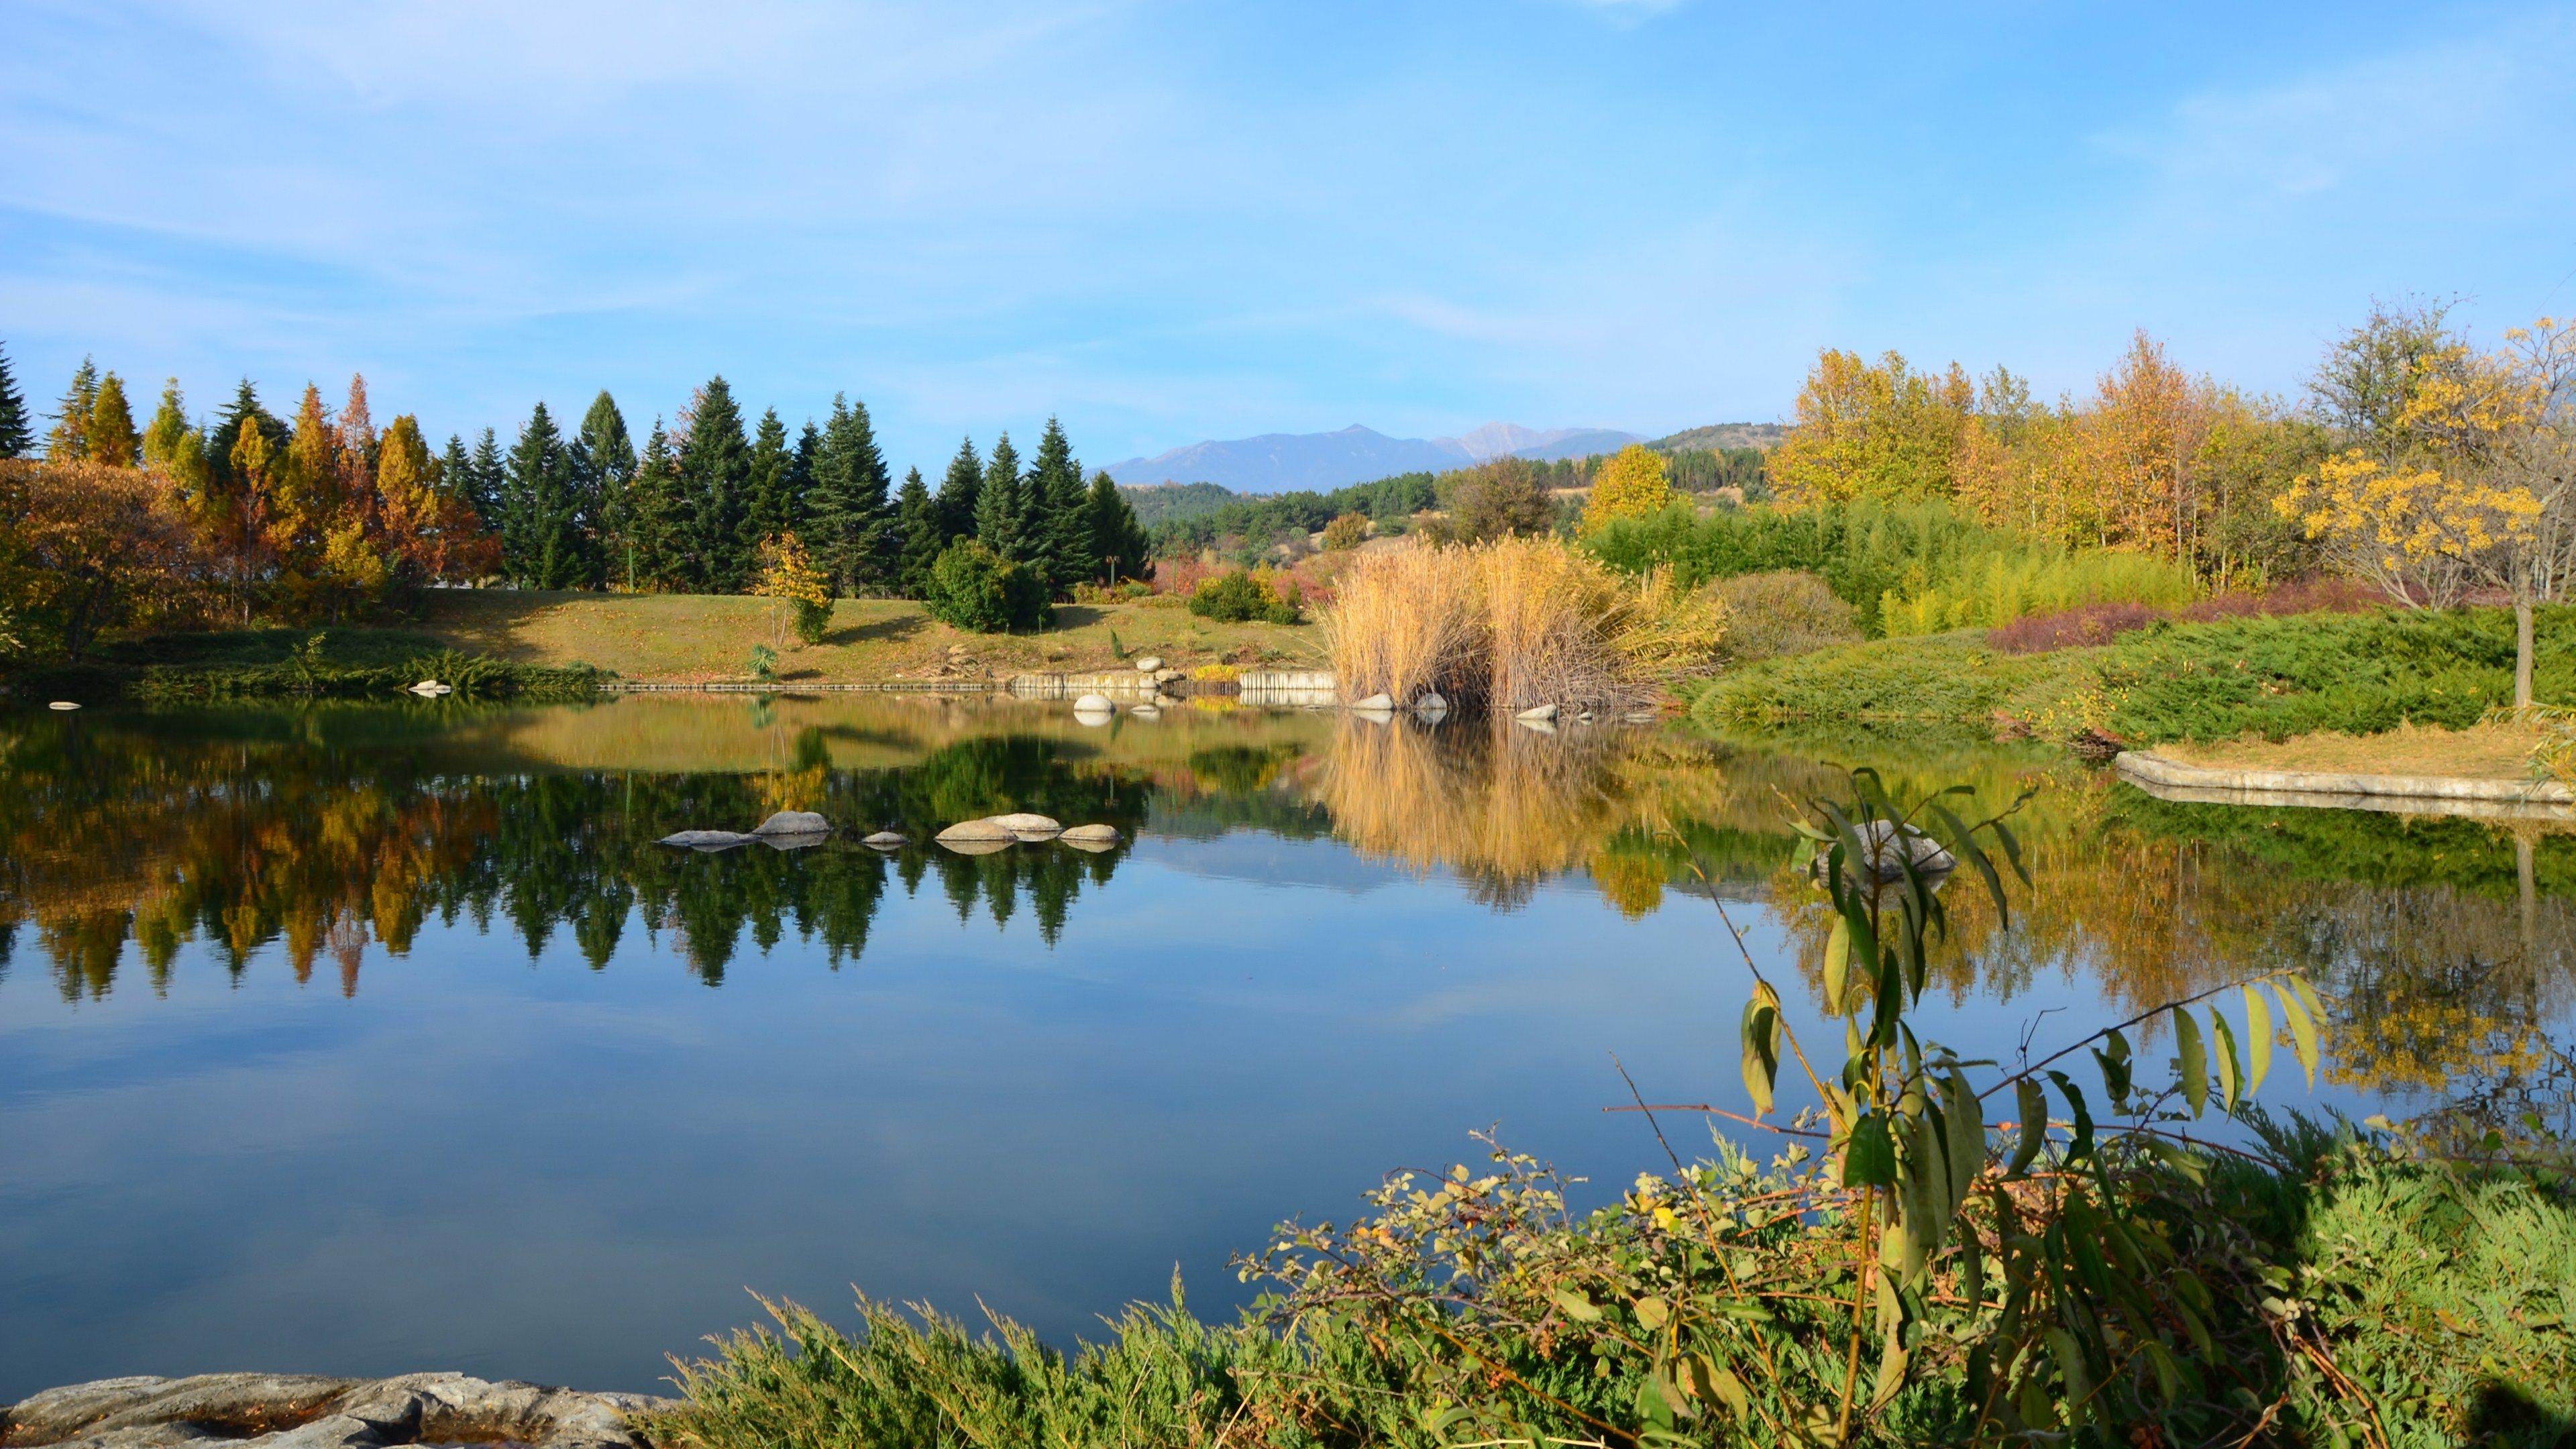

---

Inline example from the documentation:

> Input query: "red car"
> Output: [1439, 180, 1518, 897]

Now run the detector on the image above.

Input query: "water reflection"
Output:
[5, 696, 2573, 1110]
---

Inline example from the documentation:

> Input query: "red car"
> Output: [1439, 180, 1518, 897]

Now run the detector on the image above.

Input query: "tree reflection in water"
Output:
[3, 700, 2572, 1110]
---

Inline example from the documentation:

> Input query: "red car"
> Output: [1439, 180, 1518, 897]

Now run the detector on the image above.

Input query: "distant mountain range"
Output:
[1650, 422, 1789, 452]
[1104, 423, 1646, 494]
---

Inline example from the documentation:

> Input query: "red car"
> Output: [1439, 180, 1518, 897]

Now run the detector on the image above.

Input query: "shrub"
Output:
[1989, 578, 2387, 655]
[1877, 545, 2197, 637]
[1186, 568, 1299, 624]
[1440, 458, 1556, 542]
[1320, 511, 1369, 550]
[1709, 570, 1862, 660]
[924, 540, 1051, 633]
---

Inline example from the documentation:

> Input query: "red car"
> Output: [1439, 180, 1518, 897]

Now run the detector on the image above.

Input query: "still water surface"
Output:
[2, 695, 2568, 1399]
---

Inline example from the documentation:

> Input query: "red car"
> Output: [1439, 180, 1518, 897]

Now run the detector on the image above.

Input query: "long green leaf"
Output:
[2287, 974, 2328, 1077]
[1929, 801, 2008, 930]
[1943, 1067, 1982, 1210]
[1739, 996, 1780, 1116]
[2209, 1011, 2242, 1112]
[2047, 1071, 2093, 1162]
[2174, 1007, 2207, 1118]
[2244, 985, 2275, 1093]
[1843, 1110, 1897, 1188]
[2008, 1078, 2048, 1177]
[1824, 916, 1851, 1014]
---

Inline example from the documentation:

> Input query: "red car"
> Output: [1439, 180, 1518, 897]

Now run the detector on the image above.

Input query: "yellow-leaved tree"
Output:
[757, 531, 834, 645]
[1580, 443, 1673, 534]
[2275, 311, 2576, 706]
[1770, 349, 1979, 507]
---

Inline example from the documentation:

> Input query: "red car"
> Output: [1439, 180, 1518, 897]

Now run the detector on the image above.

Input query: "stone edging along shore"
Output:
[0, 1372, 672, 1449]
[2115, 749, 2576, 823]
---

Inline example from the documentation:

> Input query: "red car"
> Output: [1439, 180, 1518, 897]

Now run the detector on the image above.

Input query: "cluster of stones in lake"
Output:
[0, 1371, 669, 1449]
[654, 810, 1124, 857]
[655, 810, 833, 852]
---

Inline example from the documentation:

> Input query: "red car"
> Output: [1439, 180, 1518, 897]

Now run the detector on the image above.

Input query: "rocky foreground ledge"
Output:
[1, 1373, 675, 1449]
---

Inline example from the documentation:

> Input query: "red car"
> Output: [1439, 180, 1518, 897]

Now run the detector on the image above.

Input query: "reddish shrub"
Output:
[1988, 579, 2386, 655]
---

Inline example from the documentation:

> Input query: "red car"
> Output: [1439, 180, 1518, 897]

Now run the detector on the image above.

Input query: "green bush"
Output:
[925, 541, 1052, 634]
[1590, 498, 2199, 637]
[1710, 569, 1862, 661]
[1185, 568, 1299, 624]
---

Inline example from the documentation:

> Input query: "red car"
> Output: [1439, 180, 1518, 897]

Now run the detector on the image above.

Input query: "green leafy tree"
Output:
[935, 437, 983, 548]
[46, 356, 99, 460]
[141, 379, 207, 492]
[975, 431, 1025, 561]
[925, 537, 1049, 633]
[0, 342, 32, 458]
[894, 466, 941, 598]
[574, 391, 637, 588]
[807, 392, 896, 594]
[680, 377, 753, 591]
[1086, 470, 1152, 584]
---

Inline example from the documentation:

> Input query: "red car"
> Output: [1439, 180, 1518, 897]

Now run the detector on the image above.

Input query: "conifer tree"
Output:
[467, 428, 507, 533]
[574, 391, 635, 588]
[975, 431, 1024, 561]
[142, 379, 209, 495]
[1027, 416, 1089, 592]
[1087, 470, 1154, 585]
[678, 376, 753, 591]
[0, 343, 31, 458]
[85, 372, 142, 468]
[807, 392, 895, 594]
[936, 437, 983, 547]
[894, 466, 941, 598]
[629, 419, 690, 590]
[505, 401, 593, 589]
[792, 419, 820, 535]
[747, 407, 794, 545]
[48, 357, 99, 459]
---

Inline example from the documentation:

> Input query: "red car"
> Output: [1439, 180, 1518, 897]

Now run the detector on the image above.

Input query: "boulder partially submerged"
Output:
[860, 830, 910, 850]
[0, 1371, 672, 1449]
[1057, 823, 1124, 851]
[751, 810, 829, 838]
[657, 829, 756, 851]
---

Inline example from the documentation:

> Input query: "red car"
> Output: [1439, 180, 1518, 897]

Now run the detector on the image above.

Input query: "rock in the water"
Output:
[1515, 702, 1558, 722]
[987, 812, 1061, 839]
[48, 700, 80, 711]
[1133, 656, 1163, 672]
[1057, 823, 1124, 851]
[1820, 819, 1957, 885]
[1153, 667, 1183, 684]
[1073, 692, 1115, 712]
[657, 829, 755, 851]
[860, 830, 910, 849]
[1128, 704, 1161, 719]
[934, 818, 1016, 843]
[751, 810, 830, 837]
[1349, 692, 1395, 710]
[937, 835, 1013, 856]
[408, 681, 453, 697]
[0, 1371, 672, 1449]
[1516, 716, 1558, 735]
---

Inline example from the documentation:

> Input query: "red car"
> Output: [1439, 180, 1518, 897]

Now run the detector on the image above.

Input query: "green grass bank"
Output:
[1690, 604, 2573, 747]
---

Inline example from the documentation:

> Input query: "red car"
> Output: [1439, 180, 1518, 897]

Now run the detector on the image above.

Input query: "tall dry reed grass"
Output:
[1324, 537, 1725, 710]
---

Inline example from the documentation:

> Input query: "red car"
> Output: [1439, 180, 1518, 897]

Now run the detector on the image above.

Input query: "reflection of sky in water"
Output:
[0, 701, 2555, 1399]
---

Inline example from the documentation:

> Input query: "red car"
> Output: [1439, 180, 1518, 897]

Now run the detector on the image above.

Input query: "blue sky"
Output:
[4, 1, 2573, 474]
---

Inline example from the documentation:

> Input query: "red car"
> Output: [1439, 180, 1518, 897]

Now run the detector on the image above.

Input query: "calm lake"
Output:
[2, 694, 2568, 1401]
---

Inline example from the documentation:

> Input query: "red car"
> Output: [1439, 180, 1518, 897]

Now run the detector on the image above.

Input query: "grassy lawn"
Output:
[2159, 719, 2542, 781]
[417, 590, 1327, 684]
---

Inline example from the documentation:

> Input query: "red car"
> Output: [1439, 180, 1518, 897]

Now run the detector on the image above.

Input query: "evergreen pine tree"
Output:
[87, 372, 142, 467]
[894, 466, 941, 598]
[975, 431, 1024, 560]
[209, 380, 288, 494]
[747, 407, 794, 545]
[440, 434, 474, 506]
[47, 357, 99, 459]
[574, 390, 635, 589]
[936, 437, 983, 547]
[791, 419, 820, 537]
[806, 392, 895, 594]
[468, 428, 507, 531]
[504, 402, 593, 588]
[1087, 470, 1155, 584]
[678, 376, 753, 591]
[1027, 416, 1089, 592]
[629, 419, 691, 590]
[0, 343, 34, 458]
